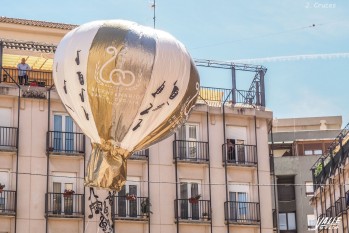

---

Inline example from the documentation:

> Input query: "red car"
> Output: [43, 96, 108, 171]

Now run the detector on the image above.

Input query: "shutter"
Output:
[180, 183, 188, 219]
[118, 186, 126, 217]
[65, 116, 74, 151]
[129, 185, 137, 217]
[53, 115, 62, 151]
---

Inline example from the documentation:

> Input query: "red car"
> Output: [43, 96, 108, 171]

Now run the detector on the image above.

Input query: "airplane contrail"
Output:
[230, 52, 349, 63]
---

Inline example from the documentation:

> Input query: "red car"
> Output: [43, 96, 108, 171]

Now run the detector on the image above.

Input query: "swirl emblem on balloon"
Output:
[96, 46, 136, 87]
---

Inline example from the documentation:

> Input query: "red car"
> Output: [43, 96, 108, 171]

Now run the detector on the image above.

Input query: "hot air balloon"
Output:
[53, 20, 200, 191]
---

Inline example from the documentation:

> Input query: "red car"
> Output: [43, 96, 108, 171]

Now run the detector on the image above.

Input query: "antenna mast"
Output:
[152, 0, 156, 28]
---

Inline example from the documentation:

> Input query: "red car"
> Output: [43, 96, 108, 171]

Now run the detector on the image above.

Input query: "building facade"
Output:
[310, 122, 349, 233]
[0, 17, 274, 233]
[270, 116, 342, 233]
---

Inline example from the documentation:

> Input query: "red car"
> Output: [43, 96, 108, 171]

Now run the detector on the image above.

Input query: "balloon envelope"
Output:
[53, 20, 200, 190]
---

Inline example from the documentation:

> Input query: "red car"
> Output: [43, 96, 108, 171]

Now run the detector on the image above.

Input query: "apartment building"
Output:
[309, 121, 349, 233]
[0, 17, 274, 233]
[270, 116, 342, 233]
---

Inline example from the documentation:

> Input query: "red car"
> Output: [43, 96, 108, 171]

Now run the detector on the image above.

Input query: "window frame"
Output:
[278, 212, 297, 231]
[305, 181, 314, 196]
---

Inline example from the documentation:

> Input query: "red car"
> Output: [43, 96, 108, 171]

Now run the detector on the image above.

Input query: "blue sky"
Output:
[2, 0, 349, 124]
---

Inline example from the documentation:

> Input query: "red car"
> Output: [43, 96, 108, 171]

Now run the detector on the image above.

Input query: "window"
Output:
[305, 182, 314, 196]
[307, 214, 316, 230]
[117, 177, 140, 218]
[53, 113, 76, 152]
[277, 176, 295, 201]
[179, 180, 201, 220]
[0, 170, 10, 211]
[228, 183, 249, 221]
[178, 123, 200, 159]
[279, 212, 296, 231]
[52, 172, 77, 215]
[226, 126, 248, 163]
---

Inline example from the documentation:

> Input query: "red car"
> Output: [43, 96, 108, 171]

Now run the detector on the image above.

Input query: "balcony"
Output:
[312, 122, 349, 191]
[174, 199, 211, 223]
[112, 196, 149, 221]
[173, 140, 209, 163]
[0, 126, 17, 151]
[224, 201, 260, 225]
[47, 131, 85, 155]
[198, 87, 264, 107]
[335, 196, 347, 216]
[222, 144, 257, 166]
[326, 206, 336, 218]
[1, 67, 53, 87]
[0, 190, 16, 216]
[45, 192, 84, 218]
[129, 149, 149, 161]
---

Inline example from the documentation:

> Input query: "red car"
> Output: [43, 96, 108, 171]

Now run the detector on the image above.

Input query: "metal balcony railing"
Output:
[312, 122, 349, 191]
[0, 190, 16, 215]
[45, 192, 84, 217]
[222, 143, 257, 166]
[198, 87, 265, 107]
[130, 149, 149, 160]
[1, 67, 53, 86]
[174, 199, 211, 222]
[224, 201, 260, 224]
[47, 131, 85, 154]
[0, 126, 17, 149]
[173, 140, 209, 162]
[112, 196, 149, 220]
[326, 206, 336, 218]
[335, 196, 346, 216]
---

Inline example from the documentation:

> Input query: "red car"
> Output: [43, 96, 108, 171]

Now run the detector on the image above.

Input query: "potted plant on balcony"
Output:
[63, 189, 75, 198]
[202, 212, 209, 221]
[0, 184, 5, 193]
[141, 198, 153, 218]
[126, 193, 137, 201]
[189, 194, 201, 204]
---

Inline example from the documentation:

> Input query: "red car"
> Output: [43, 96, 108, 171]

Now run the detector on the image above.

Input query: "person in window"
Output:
[227, 139, 236, 162]
[17, 58, 31, 85]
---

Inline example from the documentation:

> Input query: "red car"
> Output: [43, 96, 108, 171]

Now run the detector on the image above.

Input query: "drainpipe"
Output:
[206, 108, 213, 233]
[46, 85, 54, 233]
[174, 133, 179, 233]
[270, 126, 279, 233]
[147, 149, 151, 233]
[254, 116, 261, 233]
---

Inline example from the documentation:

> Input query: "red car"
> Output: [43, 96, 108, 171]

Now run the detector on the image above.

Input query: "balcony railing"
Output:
[129, 149, 149, 160]
[0, 190, 16, 215]
[45, 192, 84, 217]
[1, 67, 53, 87]
[0, 126, 18, 149]
[174, 199, 211, 222]
[335, 196, 347, 216]
[222, 144, 257, 166]
[173, 140, 209, 162]
[224, 201, 260, 224]
[198, 87, 265, 107]
[47, 131, 85, 154]
[112, 196, 149, 220]
[326, 206, 336, 218]
[312, 122, 349, 191]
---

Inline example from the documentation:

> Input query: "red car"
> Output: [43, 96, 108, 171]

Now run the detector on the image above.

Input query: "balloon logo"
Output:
[53, 20, 200, 191]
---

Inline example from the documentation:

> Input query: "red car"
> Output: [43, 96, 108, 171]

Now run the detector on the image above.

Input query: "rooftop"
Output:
[0, 16, 77, 30]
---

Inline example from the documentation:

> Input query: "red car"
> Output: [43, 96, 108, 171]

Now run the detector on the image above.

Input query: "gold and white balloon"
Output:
[53, 20, 200, 191]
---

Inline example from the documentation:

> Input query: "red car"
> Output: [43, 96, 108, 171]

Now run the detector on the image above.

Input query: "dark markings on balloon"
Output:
[82, 106, 89, 120]
[132, 119, 143, 131]
[167, 101, 169, 105]
[88, 187, 99, 200]
[152, 103, 165, 111]
[151, 81, 166, 97]
[79, 88, 85, 102]
[169, 80, 179, 99]
[88, 188, 114, 232]
[63, 80, 67, 94]
[65, 104, 74, 112]
[75, 50, 81, 65]
[88, 200, 102, 218]
[140, 103, 153, 115]
[77, 71, 84, 85]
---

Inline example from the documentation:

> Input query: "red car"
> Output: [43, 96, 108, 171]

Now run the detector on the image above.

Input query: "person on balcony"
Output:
[17, 58, 31, 85]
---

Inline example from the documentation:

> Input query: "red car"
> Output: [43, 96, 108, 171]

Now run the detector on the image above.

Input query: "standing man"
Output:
[17, 58, 31, 85]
